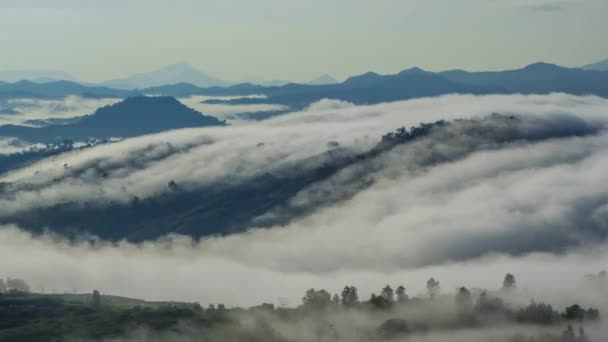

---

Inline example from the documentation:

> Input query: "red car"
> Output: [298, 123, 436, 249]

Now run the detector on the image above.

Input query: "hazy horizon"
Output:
[1, 0, 607, 83]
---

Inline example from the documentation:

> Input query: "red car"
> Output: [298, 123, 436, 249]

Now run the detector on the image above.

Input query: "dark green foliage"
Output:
[395, 286, 408, 303]
[562, 304, 600, 322]
[380, 285, 394, 303]
[340, 286, 359, 307]
[301, 289, 331, 310]
[516, 301, 559, 325]
[379, 121, 447, 147]
[0, 293, 230, 342]
[368, 293, 392, 310]
[502, 273, 517, 291]
[0, 285, 601, 342]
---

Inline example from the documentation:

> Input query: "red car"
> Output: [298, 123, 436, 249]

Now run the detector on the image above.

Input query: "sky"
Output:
[0, 0, 607, 83]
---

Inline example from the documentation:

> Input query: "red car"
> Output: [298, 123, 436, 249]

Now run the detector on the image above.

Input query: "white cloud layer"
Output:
[2, 93, 608, 308]
[0, 96, 121, 126]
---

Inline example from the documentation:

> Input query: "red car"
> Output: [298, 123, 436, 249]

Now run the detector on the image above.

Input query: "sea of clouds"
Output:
[1, 93, 608, 311]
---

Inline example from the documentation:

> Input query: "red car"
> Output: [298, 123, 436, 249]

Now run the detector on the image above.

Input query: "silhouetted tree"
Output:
[502, 273, 517, 291]
[369, 293, 391, 310]
[474, 291, 506, 315]
[341, 286, 359, 307]
[331, 294, 340, 305]
[456, 287, 473, 313]
[168, 180, 179, 191]
[91, 290, 101, 309]
[302, 289, 331, 309]
[516, 300, 558, 325]
[426, 278, 440, 299]
[0, 279, 6, 294]
[562, 304, 600, 322]
[587, 307, 600, 321]
[380, 285, 394, 302]
[396, 285, 408, 303]
[563, 305, 585, 321]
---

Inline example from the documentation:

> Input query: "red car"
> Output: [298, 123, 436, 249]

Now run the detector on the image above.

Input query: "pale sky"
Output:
[1, 0, 607, 83]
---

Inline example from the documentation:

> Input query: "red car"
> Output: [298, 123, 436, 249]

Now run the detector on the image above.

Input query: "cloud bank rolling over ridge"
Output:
[2, 94, 608, 308]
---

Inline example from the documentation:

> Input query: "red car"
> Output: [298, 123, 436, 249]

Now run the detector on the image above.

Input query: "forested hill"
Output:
[0, 96, 225, 143]
[0, 273, 602, 342]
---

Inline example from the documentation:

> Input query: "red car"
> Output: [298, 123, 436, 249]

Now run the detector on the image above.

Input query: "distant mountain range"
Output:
[2, 59, 606, 92]
[0, 96, 225, 143]
[0, 69, 76, 83]
[99, 63, 228, 89]
[1, 62, 608, 118]
[252, 74, 338, 87]
[0, 63, 339, 89]
[439, 62, 608, 93]
[200, 63, 608, 114]
[581, 58, 608, 71]
[0, 80, 133, 100]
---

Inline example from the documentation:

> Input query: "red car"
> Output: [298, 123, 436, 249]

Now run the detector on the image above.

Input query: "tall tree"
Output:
[302, 289, 332, 309]
[341, 286, 359, 307]
[331, 294, 340, 305]
[502, 273, 517, 291]
[396, 286, 408, 303]
[426, 278, 440, 299]
[380, 285, 394, 302]
[456, 287, 473, 313]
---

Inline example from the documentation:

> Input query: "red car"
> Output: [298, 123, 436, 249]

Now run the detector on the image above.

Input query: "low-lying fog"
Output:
[1, 93, 608, 312]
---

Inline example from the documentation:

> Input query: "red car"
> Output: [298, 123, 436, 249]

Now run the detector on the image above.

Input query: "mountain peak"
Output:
[398, 67, 428, 75]
[581, 58, 608, 71]
[308, 74, 338, 85]
[521, 62, 564, 72]
[344, 72, 382, 84]
[0, 96, 225, 143]
[100, 63, 227, 89]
